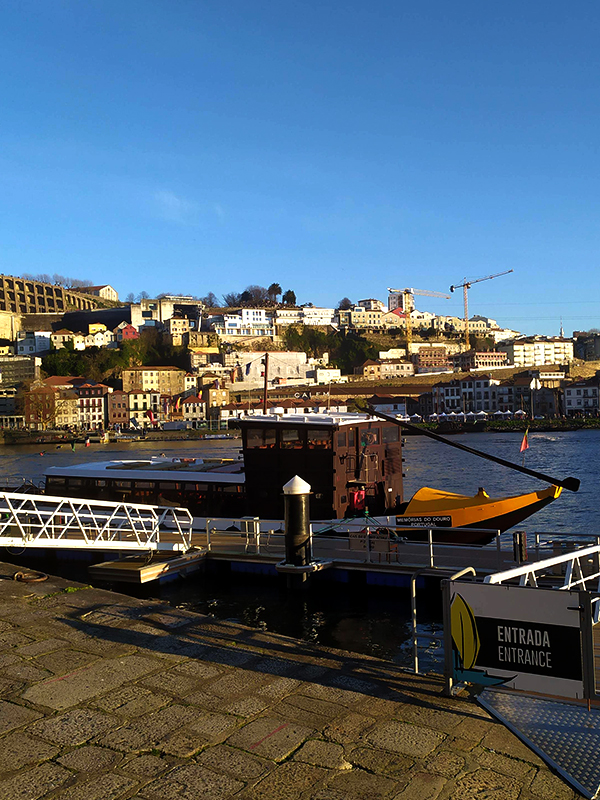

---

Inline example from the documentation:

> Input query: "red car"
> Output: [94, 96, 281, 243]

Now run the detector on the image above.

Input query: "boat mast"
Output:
[262, 352, 269, 414]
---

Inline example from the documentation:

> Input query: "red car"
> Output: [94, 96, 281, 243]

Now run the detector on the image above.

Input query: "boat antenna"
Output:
[368, 407, 580, 492]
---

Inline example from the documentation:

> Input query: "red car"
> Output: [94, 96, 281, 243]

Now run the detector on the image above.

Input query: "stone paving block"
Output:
[22, 653, 162, 710]
[52, 772, 138, 800]
[477, 748, 536, 780]
[393, 771, 447, 800]
[253, 657, 299, 677]
[394, 703, 463, 733]
[225, 696, 270, 717]
[451, 715, 497, 744]
[88, 685, 168, 717]
[0, 631, 35, 649]
[29, 708, 116, 746]
[0, 731, 59, 772]
[317, 766, 401, 799]
[140, 763, 244, 799]
[58, 745, 123, 773]
[141, 670, 204, 697]
[425, 749, 466, 777]
[247, 761, 327, 799]
[0, 651, 22, 667]
[293, 739, 352, 769]
[323, 712, 376, 744]
[16, 637, 69, 657]
[207, 669, 268, 698]
[201, 645, 255, 667]
[299, 682, 365, 707]
[447, 768, 521, 800]
[347, 746, 414, 777]
[171, 659, 222, 680]
[329, 674, 376, 694]
[158, 731, 208, 758]
[119, 754, 171, 779]
[273, 694, 347, 729]
[226, 716, 313, 761]
[184, 690, 230, 711]
[35, 648, 99, 676]
[196, 744, 274, 782]
[530, 769, 576, 800]
[100, 703, 199, 753]
[0, 699, 41, 734]
[2, 657, 52, 682]
[256, 677, 300, 700]
[367, 721, 446, 756]
[0, 761, 72, 799]
[481, 725, 545, 765]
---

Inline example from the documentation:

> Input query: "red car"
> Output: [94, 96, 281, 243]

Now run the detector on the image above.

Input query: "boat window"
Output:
[280, 429, 303, 449]
[47, 477, 65, 487]
[185, 483, 209, 492]
[114, 480, 131, 489]
[246, 427, 277, 449]
[67, 478, 82, 487]
[360, 428, 380, 446]
[223, 485, 239, 493]
[134, 481, 153, 489]
[95, 480, 107, 487]
[382, 426, 399, 443]
[348, 429, 355, 447]
[159, 482, 179, 490]
[337, 431, 347, 447]
[307, 428, 332, 449]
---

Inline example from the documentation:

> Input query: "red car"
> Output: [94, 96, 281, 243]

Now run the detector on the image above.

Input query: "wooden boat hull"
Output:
[395, 485, 562, 544]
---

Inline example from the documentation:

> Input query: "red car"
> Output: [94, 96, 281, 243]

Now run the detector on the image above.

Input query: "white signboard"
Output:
[449, 582, 585, 699]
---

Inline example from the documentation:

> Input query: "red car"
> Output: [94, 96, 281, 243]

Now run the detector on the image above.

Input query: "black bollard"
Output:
[283, 475, 312, 586]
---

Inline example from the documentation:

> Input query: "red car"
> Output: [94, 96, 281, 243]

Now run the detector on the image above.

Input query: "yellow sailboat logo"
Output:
[451, 593, 480, 669]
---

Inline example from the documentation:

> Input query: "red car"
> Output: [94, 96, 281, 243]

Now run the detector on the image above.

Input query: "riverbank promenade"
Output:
[0, 562, 581, 799]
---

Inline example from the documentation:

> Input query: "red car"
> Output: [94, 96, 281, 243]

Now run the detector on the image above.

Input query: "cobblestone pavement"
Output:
[0, 562, 584, 799]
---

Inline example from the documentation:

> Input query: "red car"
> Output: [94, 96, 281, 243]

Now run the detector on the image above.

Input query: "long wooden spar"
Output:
[369, 408, 580, 492]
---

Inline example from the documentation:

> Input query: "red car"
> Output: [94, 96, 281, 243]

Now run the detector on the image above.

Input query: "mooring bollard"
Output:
[283, 475, 312, 569]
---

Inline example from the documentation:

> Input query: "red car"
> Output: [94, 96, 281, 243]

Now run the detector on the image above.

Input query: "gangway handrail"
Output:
[0, 491, 193, 552]
[484, 541, 600, 590]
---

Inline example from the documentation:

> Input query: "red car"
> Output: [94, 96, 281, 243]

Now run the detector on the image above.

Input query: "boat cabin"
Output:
[240, 414, 403, 520]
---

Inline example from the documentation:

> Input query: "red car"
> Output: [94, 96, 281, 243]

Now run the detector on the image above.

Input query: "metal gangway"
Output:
[0, 492, 193, 552]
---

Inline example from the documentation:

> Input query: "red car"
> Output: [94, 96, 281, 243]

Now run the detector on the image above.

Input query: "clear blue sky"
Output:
[1, 1, 599, 335]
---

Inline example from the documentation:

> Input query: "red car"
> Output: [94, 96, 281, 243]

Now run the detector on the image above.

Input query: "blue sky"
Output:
[1, 1, 599, 335]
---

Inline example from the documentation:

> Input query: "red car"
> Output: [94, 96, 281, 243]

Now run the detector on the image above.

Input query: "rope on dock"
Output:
[12, 571, 48, 583]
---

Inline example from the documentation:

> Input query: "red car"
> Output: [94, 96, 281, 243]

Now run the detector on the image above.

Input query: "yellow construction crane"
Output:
[387, 287, 450, 350]
[449, 269, 513, 350]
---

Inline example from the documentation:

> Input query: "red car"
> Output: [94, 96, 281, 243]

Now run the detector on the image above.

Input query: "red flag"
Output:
[520, 428, 529, 453]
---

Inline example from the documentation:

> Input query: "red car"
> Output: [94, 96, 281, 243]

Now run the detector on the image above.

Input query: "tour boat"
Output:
[43, 413, 565, 545]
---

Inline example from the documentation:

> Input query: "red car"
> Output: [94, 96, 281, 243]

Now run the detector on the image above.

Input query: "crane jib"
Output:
[368, 408, 580, 493]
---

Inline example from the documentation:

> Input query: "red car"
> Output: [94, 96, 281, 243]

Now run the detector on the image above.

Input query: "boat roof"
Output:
[239, 413, 374, 428]
[45, 458, 245, 484]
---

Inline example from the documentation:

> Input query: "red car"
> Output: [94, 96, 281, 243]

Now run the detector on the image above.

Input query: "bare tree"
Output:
[223, 291, 242, 307]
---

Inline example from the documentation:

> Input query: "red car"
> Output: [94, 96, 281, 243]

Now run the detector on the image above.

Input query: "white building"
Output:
[16, 331, 52, 355]
[356, 298, 386, 312]
[223, 351, 312, 387]
[498, 337, 574, 367]
[212, 308, 274, 338]
[300, 307, 335, 326]
[564, 380, 599, 416]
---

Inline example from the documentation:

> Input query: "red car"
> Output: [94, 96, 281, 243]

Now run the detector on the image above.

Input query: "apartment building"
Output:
[564, 379, 600, 417]
[433, 375, 500, 413]
[107, 389, 130, 428]
[122, 366, 186, 396]
[76, 384, 112, 430]
[499, 337, 574, 367]
[450, 350, 508, 371]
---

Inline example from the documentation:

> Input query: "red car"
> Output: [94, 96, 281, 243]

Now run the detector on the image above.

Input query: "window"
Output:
[337, 431, 347, 447]
[280, 429, 303, 449]
[307, 428, 332, 449]
[382, 426, 399, 443]
[360, 428, 380, 446]
[246, 427, 277, 449]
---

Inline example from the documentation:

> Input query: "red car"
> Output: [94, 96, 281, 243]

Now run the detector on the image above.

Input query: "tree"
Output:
[282, 289, 296, 306]
[201, 292, 219, 307]
[125, 293, 135, 303]
[337, 297, 352, 310]
[222, 291, 242, 307]
[267, 283, 282, 303]
[136, 291, 150, 302]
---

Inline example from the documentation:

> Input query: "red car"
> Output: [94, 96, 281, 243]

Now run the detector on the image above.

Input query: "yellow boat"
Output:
[396, 484, 562, 544]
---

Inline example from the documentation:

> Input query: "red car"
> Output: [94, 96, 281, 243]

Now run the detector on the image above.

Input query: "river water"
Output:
[0, 430, 597, 668]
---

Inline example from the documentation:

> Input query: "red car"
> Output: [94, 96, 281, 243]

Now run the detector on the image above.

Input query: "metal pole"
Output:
[283, 475, 311, 587]
[262, 352, 269, 414]
[428, 529, 434, 567]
